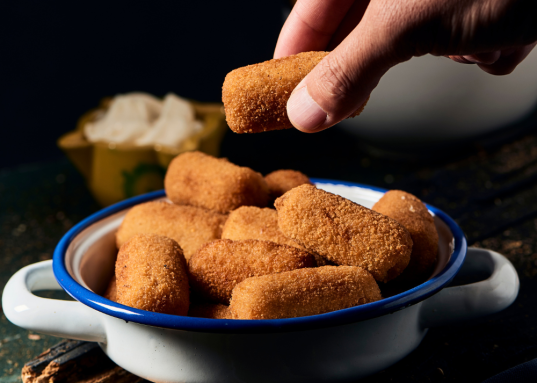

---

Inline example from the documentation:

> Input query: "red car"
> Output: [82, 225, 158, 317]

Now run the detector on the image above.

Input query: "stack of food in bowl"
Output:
[105, 150, 440, 320]
[4, 149, 519, 382]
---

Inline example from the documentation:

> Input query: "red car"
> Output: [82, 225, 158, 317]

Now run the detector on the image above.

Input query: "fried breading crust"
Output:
[229, 266, 382, 319]
[221, 206, 302, 249]
[165, 151, 270, 213]
[222, 52, 369, 133]
[372, 190, 439, 279]
[188, 303, 232, 319]
[275, 185, 412, 283]
[116, 234, 189, 315]
[221, 206, 332, 267]
[103, 275, 117, 302]
[188, 239, 316, 304]
[264, 169, 312, 200]
[116, 201, 227, 261]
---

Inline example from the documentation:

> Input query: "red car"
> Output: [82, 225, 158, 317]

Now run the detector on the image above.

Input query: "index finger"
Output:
[274, 0, 356, 59]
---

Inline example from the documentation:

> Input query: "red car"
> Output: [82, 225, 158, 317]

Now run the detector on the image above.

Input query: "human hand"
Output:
[275, 0, 537, 132]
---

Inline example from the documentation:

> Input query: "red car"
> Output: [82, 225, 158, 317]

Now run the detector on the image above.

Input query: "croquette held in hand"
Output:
[222, 52, 368, 134]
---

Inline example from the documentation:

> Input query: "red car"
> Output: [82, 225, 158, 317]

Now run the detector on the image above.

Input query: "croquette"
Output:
[275, 185, 413, 283]
[264, 169, 312, 200]
[229, 266, 382, 319]
[116, 234, 190, 315]
[188, 239, 316, 304]
[372, 190, 438, 279]
[116, 200, 227, 261]
[222, 51, 368, 133]
[221, 205, 332, 267]
[188, 303, 232, 319]
[103, 275, 117, 302]
[221, 206, 302, 249]
[165, 151, 270, 213]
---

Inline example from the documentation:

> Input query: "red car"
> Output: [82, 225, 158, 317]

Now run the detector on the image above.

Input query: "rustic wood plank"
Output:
[21, 340, 144, 383]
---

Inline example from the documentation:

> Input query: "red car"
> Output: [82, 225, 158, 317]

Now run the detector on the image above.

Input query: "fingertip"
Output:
[287, 85, 328, 133]
[477, 63, 516, 76]
[476, 44, 536, 76]
[448, 55, 475, 64]
[463, 51, 501, 65]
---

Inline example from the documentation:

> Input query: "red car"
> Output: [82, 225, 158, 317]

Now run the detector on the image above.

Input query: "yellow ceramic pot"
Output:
[58, 101, 227, 206]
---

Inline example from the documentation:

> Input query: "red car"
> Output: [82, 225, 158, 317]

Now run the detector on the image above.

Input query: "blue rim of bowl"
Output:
[53, 179, 467, 334]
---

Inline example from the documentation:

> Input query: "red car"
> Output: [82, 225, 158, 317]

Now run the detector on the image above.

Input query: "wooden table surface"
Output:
[2, 121, 537, 383]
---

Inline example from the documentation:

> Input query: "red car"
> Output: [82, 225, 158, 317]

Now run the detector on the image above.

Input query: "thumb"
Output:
[287, 12, 407, 133]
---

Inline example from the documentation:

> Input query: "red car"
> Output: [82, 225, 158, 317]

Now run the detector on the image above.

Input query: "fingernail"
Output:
[463, 51, 501, 65]
[287, 86, 327, 132]
[462, 55, 481, 64]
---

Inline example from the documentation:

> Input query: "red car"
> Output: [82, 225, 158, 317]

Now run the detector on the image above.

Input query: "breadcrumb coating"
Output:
[103, 275, 117, 302]
[229, 266, 382, 319]
[275, 185, 412, 283]
[222, 51, 369, 133]
[165, 151, 270, 213]
[116, 201, 227, 261]
[116, 234, 190, 315]
[221, 206, 332, 267]
[265, 169, 312, 200]
[188, 303, 232, 319]
[221, 206, 302, 249]
[372, 190, 438, 279]
[188, 239, 316, 304]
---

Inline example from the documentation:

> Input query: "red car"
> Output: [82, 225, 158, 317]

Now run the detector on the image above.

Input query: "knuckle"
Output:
[315, 55, 356, 103]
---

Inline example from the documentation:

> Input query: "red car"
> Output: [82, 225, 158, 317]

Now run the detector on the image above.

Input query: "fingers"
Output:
[327, 0, 370, 50]
[448, 43, 536, 75]
[447, 51, 502, 65]
[477, 43, 537, 75]
[287, 5, 407, 133]
[463, 51, 502, 65]
[274, 0, 356, 59]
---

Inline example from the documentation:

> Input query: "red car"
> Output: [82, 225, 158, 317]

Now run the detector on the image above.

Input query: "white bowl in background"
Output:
[337, 50, 537, 147]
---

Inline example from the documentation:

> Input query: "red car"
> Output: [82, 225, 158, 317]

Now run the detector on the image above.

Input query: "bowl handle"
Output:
[420, 247, 519, 328]
[2, 260, 106, 343]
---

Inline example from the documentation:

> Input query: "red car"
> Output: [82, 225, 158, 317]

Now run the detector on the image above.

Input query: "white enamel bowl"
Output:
[337, 50, 537, 147]
[3, 180, 519, 383]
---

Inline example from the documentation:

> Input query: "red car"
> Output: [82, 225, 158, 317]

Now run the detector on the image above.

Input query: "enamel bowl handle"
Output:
[2, 260, 106, 343]
[420, 247, 519, 328]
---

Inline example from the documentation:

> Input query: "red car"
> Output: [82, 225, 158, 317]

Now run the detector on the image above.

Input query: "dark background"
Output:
[0, 0, 284, 171]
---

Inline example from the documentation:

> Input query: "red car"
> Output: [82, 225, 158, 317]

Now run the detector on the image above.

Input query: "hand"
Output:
[275, 0, 537, 133]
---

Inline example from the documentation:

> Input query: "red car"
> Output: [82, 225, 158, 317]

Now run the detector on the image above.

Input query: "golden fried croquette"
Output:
[222, 51, 368, 133]
[265, 169, 312, 200]
[221, 206, 302, 249]
[116, 234, 189, 315]
[275, 184, 413, 283]
[220, 206, 332, 267]
[372, 190, 439, 279]
[188, 239, 316, 304]
[312, 253, 336, 267]
[188, 303, 232, 319]
[103, 275, 117, 302]
[165, 151, 270, 213]
[229, 266, 382, 319]
[116, 201, 227, 261]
